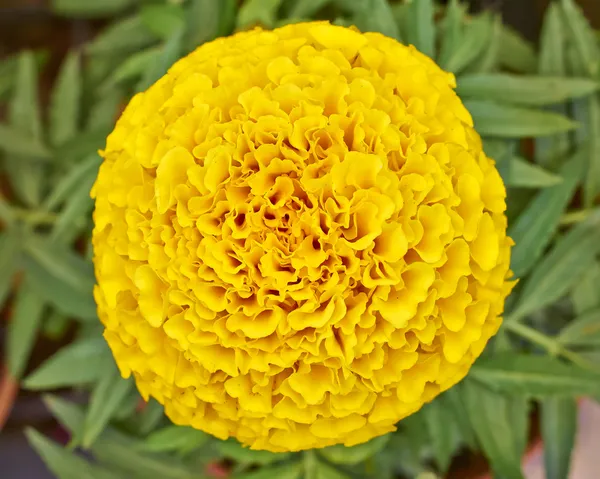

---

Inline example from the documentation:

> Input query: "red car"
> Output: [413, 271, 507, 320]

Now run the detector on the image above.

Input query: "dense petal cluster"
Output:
[92, 22, 514, 452]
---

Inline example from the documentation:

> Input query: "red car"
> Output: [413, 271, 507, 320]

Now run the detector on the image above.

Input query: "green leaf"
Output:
[10, 51, 42, 139]
[137, 29, 184, 92]
[52, 0, 136, 18]
[558, 308, 600, 347]
[50, 51, 81, 147]
[185, 0, 233, 51]
[44, 153, 101, 211]
[0, 124, 52, 158]
[461, 380, 526, 479]
[315, 459, 351, 479]
[319, 435, 389, 465]
[237, 0, 282, 28]
[541, 397, 577, 479]
[583, 95, 600, 207]
[0, 55, 17, 100]
[471, 353, 600, 397]
[51, 165, 97, 242]
[498, 26, 537, 74]
[44, 394, 86, 435]
[141, 4, 185, 41]
[87, 15, 156, 55]
[571, 262, 600, 315]
[457, 74, 598, 106]
[539, 3, 566, 76]
[508, 150, 584, 279]
[465, 100, 578, 138]
[423, 399, 454, 474]
[236, 462, 304, 479]
[83, 366, 135, 448]
[350, 0, 400, 40]
[7, 281, 46, 379]
[24, 337, 111, 390]
[286, 0, 331, 18]
[444, 13, 492, 74]
[560, 0, 600, 78]
[512, 209, 600, 319]
[470, 14, 501, 73]
[23, 254, 97, 320]
[25, 428, 115, 479]
[133, 399, 166, 436]
[102, 47, 160, 90]
[86, 88, 122, 131]
[25, 235, 95, 294]
[503, 156, 563, 188]
[53, 127, 110, 165]
[405, 0, 435, 57]
[138, 425, 208, 453]
[443, 387, 477, 449]
[217, 439, 288, 465]
[438, 0, 466, 69]
[0, 229, 20, 306]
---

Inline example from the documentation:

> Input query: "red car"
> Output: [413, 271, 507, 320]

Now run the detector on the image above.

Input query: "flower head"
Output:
[92, 22, 513, 452]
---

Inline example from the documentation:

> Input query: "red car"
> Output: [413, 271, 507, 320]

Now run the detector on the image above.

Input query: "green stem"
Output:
[560, 208, 591, 226]
[304, 450, 318, 479]
[505, 321, 600, 372]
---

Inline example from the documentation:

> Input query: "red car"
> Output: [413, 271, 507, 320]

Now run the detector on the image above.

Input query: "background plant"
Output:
[1, 0, 600, 478]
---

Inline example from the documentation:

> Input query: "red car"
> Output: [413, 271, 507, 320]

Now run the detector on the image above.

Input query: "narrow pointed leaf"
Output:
[504, 156, 563, 188]
[539, 3, 566, 76]
[558, 308, 600, 347]
[457, 74, 598, 106]
[465, 100, 578, 138]
[287, 0, 332, 19]
[445, 13, 492, 74]
[87, 15, 156, 54]
[423, 399, 455, 473]
[560, 0, 600, 78]
[0, 124, 52, 158]
[237, 0, 282, 28]
[508, 149, 585, 278]
[7, 281, 45, 379]
[0, 230, 20, 306]
[235, 462, 304, 479]
[138, 426, 208, 453]
[350, 0, 400, 40]
[541, 397, 577, 479]
[52, 0, 136, 18]
[50, 51, 81, 147]
[319, 435, 389, 465]
[140, 4, 184, 41]
[405, 0, 435, 58]
[138, 30, 183, 92]
[44, 153, 101, 211]
[438, 0, 466, 68]
[24, 337, 111, 390]
[513, 209, 600, 318]
[571, 262, 600, 315]
[471, 353, 600, 396]
[499, 26, 537, 73]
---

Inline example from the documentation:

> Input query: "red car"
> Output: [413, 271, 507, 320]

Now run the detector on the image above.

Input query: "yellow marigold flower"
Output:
[92, 21, 514, 452]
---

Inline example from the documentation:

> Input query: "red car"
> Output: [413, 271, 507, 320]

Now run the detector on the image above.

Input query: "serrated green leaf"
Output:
[465, 100, 578, 137]
[457, 74, 598, 106]
[23, 254, 97, 320]
[52, 0, 136, 18]
[498, 25, 537, 74]
[218, 439, 288, 465]
[444, 13, 492, 74]
[0, 124, 52, 159]
[571, 262, 600, 315]
[102, 47, 160, 90]
[423, 399, 454, 474]
[443, 387, 477, 449]
[25, 428, 116, 479]
[50, 51, 81, 147]
[539, 3, 566, 76]
[7, 281, 45, 379]
[237, 0, 282, 28]
[504, 156, 563, 188]
[87, 15, 156, 55]
[236, 462, 304, 479]
[405, 0, 435, 57]
[470, 14, 501, 73]
[0, 230, 20, 306]
[558, 308, 600, 347]
[471, 353, 600, 396]
[138, 425, 208, 453]
[541, 397, 577, 479]
[44, 153, 101, 211]
[461, 380, 525, 479]
[560, 0, 600, 78]
[53, 127, 110, 165]
[438, 0, 466, 69]
[141, 4, 185, 41]
[138, 29, 184, 92]
[286, 0, 331, 18]
[319, 435, 389, 465]
[508, 150, 584, 279]
[24, 337, 111, 390]
[83, 366, 135, 448]
[512, 209, 600, 319]
[25, 235, 95, 293]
